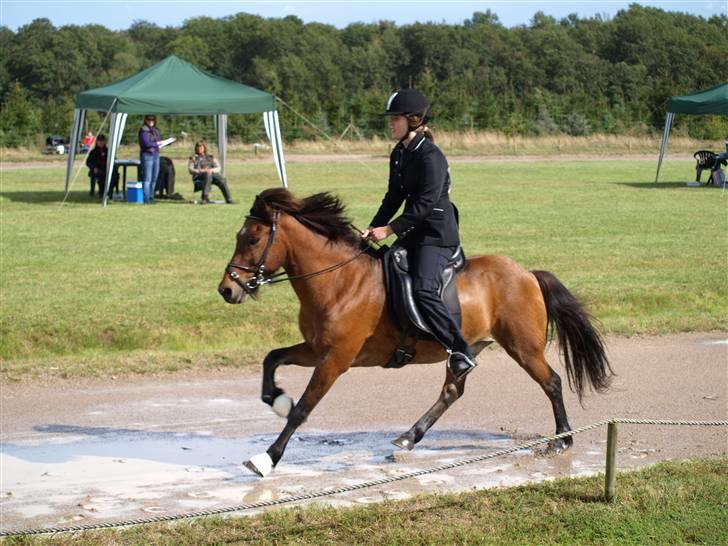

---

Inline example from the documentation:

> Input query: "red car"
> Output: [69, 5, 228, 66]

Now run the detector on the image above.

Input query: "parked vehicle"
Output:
[44, 135, 68, 155]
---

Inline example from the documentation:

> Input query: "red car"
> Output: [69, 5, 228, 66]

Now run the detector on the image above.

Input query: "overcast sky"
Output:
[1, 0, 725, 31]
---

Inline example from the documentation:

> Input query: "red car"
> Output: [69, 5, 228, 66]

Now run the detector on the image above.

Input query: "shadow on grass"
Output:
[1, 191, 192, 204]
[617, 181, 721, 189]
[0, 190, 98, 204]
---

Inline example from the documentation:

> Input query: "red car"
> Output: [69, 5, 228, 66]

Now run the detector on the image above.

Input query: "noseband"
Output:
[226, 210, 282, 295]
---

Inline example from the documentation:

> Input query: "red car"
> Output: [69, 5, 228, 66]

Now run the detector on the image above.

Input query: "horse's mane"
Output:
[250, 188, 362, 249]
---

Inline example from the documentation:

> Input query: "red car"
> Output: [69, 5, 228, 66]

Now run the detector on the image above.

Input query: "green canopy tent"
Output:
[655, 81, 728, 182]
[65, 56, 287, 205]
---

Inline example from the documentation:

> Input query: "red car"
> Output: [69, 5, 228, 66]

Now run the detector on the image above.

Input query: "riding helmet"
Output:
[382, 89, 432, 120]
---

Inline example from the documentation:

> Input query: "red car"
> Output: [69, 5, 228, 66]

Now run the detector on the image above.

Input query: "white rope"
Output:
[1, 417, 725, 537]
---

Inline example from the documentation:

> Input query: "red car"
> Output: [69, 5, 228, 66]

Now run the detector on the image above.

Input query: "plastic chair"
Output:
[693, 150, 718, 183]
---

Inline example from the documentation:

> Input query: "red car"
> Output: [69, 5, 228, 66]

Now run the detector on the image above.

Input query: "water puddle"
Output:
[0, 424, 611, 532]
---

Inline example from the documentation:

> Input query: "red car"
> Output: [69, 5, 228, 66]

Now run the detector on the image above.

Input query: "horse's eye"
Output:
[249, 236, 260, 246]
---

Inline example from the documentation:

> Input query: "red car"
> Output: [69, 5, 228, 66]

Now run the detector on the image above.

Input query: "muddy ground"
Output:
[1, 332, 726, 532]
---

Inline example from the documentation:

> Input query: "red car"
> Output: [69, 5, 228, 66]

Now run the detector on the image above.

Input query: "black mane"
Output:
[250, 188, 362, 248]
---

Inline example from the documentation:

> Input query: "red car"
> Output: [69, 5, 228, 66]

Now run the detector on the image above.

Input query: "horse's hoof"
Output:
[272, 394, 294, 418]
[391, 435, 415, 451]
[243, 452, 274, 478]
[546, 437, 572, 454]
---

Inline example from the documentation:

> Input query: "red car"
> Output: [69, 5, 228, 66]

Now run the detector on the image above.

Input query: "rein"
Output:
[225, 209, 369, 295]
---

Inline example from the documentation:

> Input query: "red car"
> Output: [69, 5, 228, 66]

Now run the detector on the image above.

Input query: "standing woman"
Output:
[361, 89, 477, 379]
[139, 114, 162, 203]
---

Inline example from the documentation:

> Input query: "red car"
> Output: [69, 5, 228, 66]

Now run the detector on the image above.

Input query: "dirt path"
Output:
[1, 332, 726, 532]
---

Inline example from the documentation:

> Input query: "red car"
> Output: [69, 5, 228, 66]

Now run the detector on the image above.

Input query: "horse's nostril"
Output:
[219, 286, 233, 300]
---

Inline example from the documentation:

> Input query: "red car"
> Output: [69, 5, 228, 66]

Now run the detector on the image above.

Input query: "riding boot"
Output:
[448, 351, 477, 379]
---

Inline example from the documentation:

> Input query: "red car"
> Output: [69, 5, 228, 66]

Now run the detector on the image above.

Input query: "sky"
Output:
[1, 0, 725, 31]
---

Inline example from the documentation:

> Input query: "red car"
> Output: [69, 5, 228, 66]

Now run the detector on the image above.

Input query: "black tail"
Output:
[532, 270, 613, 401]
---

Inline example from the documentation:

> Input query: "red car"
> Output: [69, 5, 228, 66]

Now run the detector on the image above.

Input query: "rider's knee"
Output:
[412, 286, 438, 305]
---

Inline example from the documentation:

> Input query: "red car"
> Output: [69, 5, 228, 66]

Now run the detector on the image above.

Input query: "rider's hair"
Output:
[406, 113, 434, 142]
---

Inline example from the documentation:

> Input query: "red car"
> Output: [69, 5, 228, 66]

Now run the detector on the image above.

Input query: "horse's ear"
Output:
[250, 194, 274, 223]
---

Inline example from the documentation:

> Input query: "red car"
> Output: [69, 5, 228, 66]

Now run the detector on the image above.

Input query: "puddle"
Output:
[0, 425, 612, 532]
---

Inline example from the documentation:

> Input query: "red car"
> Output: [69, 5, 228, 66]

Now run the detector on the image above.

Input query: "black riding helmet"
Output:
[382, 89, 432, 123]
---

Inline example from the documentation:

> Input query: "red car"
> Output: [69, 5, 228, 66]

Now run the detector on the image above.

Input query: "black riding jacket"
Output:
[370, 132, 459, 247]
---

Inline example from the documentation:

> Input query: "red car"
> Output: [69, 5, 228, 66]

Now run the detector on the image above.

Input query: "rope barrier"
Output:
[1, 417, 725, 537]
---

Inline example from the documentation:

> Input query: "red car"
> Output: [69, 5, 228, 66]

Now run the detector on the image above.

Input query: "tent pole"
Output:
[655, 112, 674, 184]
[65, 109, 84, 195]
[61, 105, 113, 206]
[217, 114, 227, 176]
[103, 111, 127, 207]
[264, 110, 287, 187]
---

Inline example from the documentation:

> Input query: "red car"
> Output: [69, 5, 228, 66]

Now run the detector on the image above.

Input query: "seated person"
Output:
[80, 131, 95, 153]
[85, 134, 118, 198]
[155, 156, 183, 200]
[188, 140, 232, 204]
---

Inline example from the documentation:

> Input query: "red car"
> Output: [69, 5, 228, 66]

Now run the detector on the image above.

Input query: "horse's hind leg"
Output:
[392, 369, 467, 450]
[502, 340, 573, 452]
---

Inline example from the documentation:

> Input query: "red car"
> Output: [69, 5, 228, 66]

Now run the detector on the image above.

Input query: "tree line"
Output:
[1, 5, 726, 147]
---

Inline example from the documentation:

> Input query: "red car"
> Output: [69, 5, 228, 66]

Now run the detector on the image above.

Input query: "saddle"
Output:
[381, 245, 466, 367]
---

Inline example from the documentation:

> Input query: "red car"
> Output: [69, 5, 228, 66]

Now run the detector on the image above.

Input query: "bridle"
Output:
[225, 208, 368, 296]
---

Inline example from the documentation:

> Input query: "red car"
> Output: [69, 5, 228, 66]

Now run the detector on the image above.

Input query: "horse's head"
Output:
[218, 196, 288, 304]
[218, 188, 362, 303]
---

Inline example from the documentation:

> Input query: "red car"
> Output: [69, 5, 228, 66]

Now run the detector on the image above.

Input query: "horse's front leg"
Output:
[392, 368, 468, 450]
[245, 356, 347, 477]
[261, 343, 317, 415]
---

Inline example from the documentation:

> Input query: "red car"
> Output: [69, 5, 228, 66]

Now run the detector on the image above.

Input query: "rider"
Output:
[361, 88, 477, 379]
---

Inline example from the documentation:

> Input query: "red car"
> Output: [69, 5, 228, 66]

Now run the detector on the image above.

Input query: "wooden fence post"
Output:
[605, 421, 618, 501]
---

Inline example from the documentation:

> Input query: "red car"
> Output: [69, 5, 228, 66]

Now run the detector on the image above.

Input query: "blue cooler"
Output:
[127, 182, 144, 203]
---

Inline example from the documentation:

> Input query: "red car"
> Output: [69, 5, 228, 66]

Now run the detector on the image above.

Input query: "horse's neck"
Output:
[283, 224, 380, 309]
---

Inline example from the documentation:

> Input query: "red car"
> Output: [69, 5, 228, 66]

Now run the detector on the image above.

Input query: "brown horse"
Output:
[218, 188, 612, 477]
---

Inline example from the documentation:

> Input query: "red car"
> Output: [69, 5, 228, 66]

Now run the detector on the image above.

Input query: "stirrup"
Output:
[448, 351, 477, 379]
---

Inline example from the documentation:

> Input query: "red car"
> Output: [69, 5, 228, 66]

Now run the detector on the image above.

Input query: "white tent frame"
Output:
[65, 109, 288, 206]
[654, 112, 675, 183]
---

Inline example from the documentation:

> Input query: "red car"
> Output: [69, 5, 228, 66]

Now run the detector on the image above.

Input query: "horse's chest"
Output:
[298, 311, 328, 348]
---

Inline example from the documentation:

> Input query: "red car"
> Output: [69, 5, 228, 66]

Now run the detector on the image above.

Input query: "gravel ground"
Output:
[1, 332, 726, 533]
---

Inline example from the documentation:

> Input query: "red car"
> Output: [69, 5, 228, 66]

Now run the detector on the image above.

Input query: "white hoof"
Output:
[243, 452, 274, 478]
[272, 394, 294, 418]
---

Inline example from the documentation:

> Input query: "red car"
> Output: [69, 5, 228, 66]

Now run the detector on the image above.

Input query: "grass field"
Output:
[7, 458, 727, 545]
[1, 157, 726, 381]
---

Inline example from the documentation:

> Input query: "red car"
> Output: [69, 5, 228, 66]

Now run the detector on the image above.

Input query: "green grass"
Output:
[1, 158, 727, 380]
[7, 458, 727, 545]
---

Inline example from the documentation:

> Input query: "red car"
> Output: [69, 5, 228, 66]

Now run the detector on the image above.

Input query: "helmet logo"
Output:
[386, 92, 399, 111]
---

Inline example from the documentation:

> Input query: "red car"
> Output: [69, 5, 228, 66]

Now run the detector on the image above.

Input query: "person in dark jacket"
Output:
[361, 89, 477, 379]
[156, 156, 183, 199]
[85, 133, 116, 198]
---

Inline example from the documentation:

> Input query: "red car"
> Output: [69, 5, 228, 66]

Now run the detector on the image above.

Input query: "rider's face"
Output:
[389, 115, 409, 141]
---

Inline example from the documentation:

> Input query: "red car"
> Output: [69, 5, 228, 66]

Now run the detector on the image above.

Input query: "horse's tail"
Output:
[531, 270, 613, 401]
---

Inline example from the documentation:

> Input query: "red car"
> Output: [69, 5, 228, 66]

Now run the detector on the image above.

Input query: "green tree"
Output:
[0, 81, 41, 147]
[169, 35, 210, 68]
